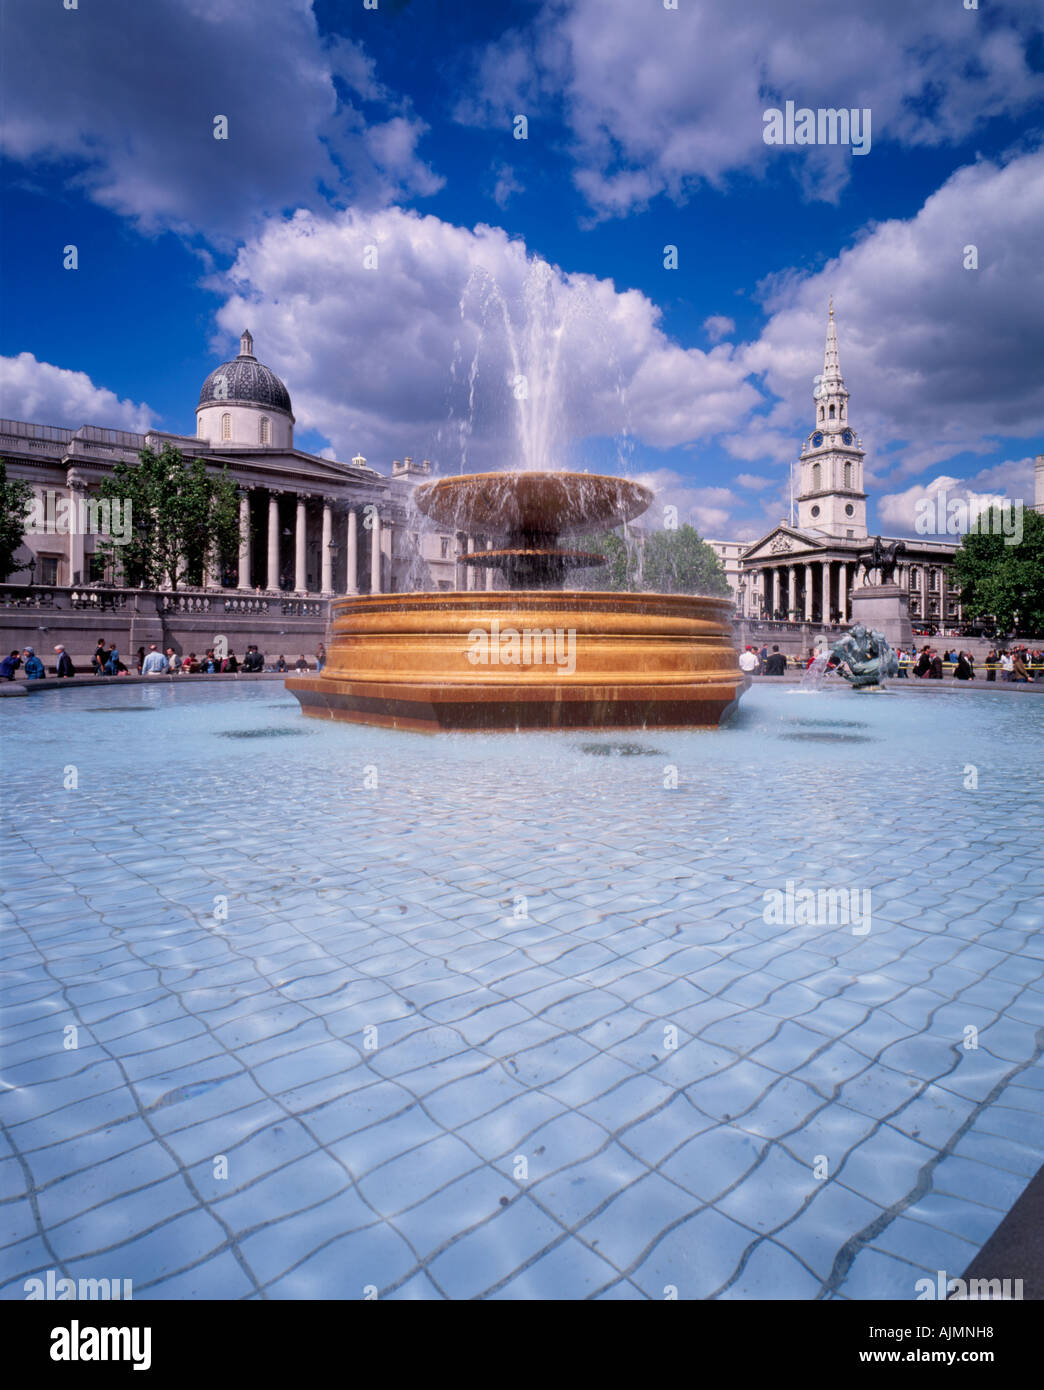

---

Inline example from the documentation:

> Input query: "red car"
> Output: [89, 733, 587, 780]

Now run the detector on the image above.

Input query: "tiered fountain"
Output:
[286, 468, 749, 731]
[286, 257, 749, 731]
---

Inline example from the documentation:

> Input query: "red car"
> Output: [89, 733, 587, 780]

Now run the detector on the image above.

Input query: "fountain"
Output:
[285, 469, 750, 731]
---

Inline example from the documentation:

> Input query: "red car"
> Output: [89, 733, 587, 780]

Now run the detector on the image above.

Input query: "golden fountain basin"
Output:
[286, 590, 749, 732]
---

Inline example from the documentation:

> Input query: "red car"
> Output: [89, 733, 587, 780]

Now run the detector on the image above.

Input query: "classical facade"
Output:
[736, 305, 962, 629]
[3, 331, 466, 597]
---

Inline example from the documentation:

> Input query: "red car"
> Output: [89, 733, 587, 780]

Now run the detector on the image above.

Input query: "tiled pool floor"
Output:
[1, 681, 1042, 1298]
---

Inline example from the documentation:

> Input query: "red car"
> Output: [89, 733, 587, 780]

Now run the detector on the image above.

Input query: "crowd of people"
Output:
[737, 640, 1043, 681]
[0, 639, 328, 679]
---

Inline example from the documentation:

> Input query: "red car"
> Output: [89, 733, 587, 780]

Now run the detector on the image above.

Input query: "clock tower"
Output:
[796, 301, 867, 539]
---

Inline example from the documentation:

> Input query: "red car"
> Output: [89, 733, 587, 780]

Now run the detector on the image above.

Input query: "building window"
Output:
[844, 462, 852, 487]
[221, 413, 231, 441]
[829, 404, 835, 418]
[197, 418, 205, 439]
[440, 536, 450, 559]
[812, 463, 821, 490]
[259, 416, 270, 445]
[818, 406, 824, 421]
[38, 556, 59, 586]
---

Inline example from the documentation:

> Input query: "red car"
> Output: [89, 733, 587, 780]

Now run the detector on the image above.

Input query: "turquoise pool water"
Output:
[1, 681, 1042, 1299]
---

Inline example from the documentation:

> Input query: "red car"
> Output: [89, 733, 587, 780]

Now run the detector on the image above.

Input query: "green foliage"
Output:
[0, 458, 35, 581]
[95, 445, 242, 590]
[951, 508, 1044, 634]
[577, 524, 732, 596]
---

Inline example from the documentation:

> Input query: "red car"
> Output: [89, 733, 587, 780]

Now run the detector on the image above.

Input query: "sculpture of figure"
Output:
[829, 621, 898, 688]
[859, 535, 906, 585]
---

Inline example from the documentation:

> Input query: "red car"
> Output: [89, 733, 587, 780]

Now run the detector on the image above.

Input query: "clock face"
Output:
[812, 432, 824, 448]
[842, 429, 853, 445]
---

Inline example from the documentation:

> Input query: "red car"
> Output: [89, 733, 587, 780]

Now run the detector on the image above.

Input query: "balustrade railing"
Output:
[0, 584, 330, 622]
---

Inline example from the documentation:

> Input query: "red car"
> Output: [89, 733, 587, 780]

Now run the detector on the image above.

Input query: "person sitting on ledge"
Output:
[165, 648, 181, 673]
[220, 650, 238, 673]
[275, 655, 287, 673]
[954, 651, 974, 680]
[764, 645, 787, 676]
[294, 656, 309, 671]
[104, 644, 121, 676]
[54, 645, 75, 678]
[22, 647, 45, 679]
[183, 652, 199, 674]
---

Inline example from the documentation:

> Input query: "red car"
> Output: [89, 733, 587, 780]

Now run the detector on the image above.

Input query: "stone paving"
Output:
[1, 681, 1042, 1299]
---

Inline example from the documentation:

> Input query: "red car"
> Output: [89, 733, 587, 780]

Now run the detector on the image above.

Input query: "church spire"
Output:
[822, 297, 842, 386]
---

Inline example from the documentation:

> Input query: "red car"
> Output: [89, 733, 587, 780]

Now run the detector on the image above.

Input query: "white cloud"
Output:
[459, 0, 1044, 216]
[491, 163, 525, 209]
[740, 147, 1044, 482]
[0, 0, 440, 241]
[703, 315, 735, 343]
[878, 459, 1036, 535]
[0, 353, 153, 433]
[735, 473, 774, 490]
[207, 206, 761, 468]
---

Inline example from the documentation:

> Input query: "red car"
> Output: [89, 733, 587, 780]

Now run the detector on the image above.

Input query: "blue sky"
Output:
[2, 0, 1043, 541]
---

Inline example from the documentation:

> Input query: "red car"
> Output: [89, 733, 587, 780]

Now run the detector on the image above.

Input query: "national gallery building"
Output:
[2, 330, 464, 598]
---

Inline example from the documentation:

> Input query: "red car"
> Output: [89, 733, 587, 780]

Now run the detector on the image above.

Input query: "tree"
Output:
[0, 458, 34, 581]
[576, 524, 732, 596]
[95, 444, 242, 590]
[951, 508, 1044, 635]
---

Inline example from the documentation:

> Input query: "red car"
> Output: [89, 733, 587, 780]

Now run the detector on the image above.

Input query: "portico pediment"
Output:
[742, 525, 823, 563]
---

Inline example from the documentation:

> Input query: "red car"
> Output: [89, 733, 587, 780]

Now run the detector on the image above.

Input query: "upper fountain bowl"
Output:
[413, 470, 653, 540]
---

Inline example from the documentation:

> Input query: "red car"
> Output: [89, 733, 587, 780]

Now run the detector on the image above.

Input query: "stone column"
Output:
[66, 473, 87, 586]
[838, 563, 848, 624]
[921, 566, 930, 620]
[346, 508, 359, 595]
[321, 498, 333, 595]
[820, 560, 830, 622]
[294, 495, 307, 594]
[238, 489, 252, 591]
[803, 562, 813, 621]
[370, 511, 382, 594]
[788, 566, 797, 618]
[205, 547, 221, 590]
[267, 491, 280, 591]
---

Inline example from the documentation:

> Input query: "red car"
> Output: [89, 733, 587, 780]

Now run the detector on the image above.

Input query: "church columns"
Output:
[370, 511, 382, 594]
[838, 563, 848, 624]
[238, 489, 252, 591]
[788, 566, 798, 618]
[804, 562, 813, 621]
[346, 508, 359, 595]
[321, 498, 333, 595]
[294, 495, 307, 594]
[820, 560, 830, 622]
[267, 491, 280, 591]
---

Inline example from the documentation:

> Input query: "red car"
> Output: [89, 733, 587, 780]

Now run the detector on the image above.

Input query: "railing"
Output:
[0, 584, 330, 622]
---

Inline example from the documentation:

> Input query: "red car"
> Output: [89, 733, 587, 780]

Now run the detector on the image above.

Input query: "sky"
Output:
[1, 0, 1043, 542]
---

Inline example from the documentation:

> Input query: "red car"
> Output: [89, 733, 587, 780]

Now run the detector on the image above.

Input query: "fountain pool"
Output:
[1, 680, 1041, 1300]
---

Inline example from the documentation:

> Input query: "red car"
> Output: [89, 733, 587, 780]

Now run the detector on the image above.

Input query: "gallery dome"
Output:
[197, 330, 293, 417]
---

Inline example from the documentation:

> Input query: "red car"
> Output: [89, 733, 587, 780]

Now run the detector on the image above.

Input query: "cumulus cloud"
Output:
[206, 206, 760, 468]
[738, 147, 1044, 483]
[491, 163, 525, 209]
[878, 459, 1037, 535]
[0, 0, 440, 241]
[735, 473, 774, 490]
[458, 0, 1044, 216]
[703, 316, 735, 343]
[0, 354, 153, 433]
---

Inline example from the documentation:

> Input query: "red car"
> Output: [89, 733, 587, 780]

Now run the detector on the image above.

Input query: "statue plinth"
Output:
[849, 584, 913, 651]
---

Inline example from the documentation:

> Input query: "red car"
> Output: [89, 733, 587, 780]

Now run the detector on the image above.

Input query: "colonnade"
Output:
[224, 488, 388, 596]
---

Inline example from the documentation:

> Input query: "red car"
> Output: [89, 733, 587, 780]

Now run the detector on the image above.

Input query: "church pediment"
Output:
[742, 525, 823, 562]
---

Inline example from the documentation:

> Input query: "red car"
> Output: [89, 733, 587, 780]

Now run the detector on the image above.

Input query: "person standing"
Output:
[135, 645, 146, 674]
[141, 644, 169, 675]
[104, 643, 120, 676]
[165, 648, 181, 673]
[985, 649, 997, 681]
[1000, 651, 1014, 682]
[0, 650, 21, 680]
[738, 647, 758, 674]
[54, 645, 75, 678]
[929, 650, 943, 679]
[316, 642, 327, 672]
[91, 639, 107, 675]
[764, 645, 787, 675]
